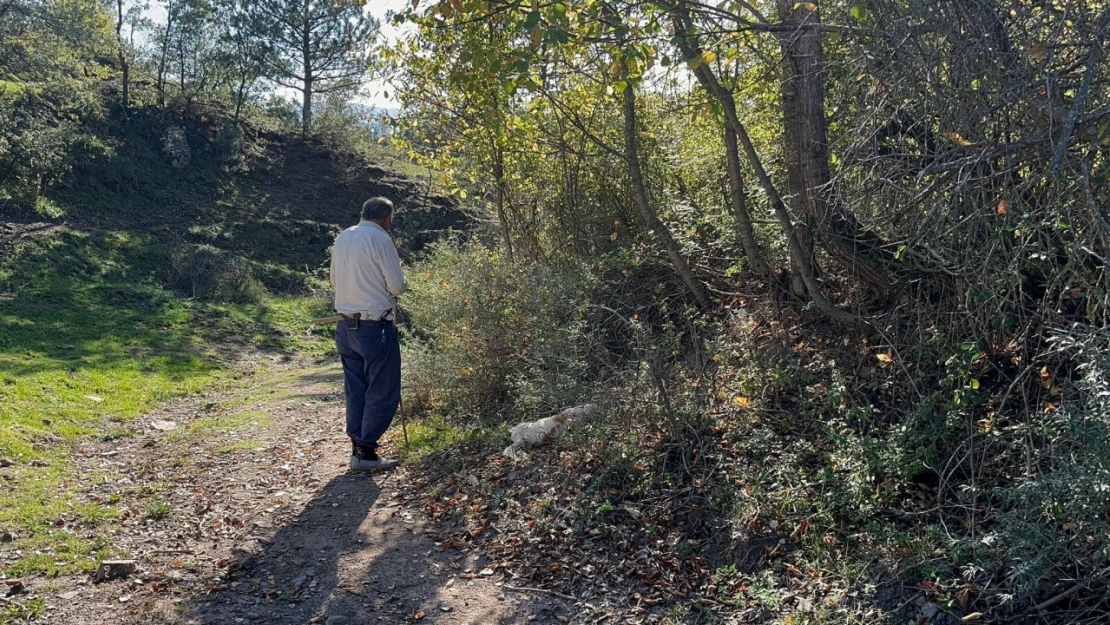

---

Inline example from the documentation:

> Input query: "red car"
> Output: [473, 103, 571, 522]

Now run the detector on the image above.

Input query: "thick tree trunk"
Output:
[776, 0, 890, 291]
[621, 65, 712, 311]
[723, 125, 773, 278]
[302, 81, 312, 131]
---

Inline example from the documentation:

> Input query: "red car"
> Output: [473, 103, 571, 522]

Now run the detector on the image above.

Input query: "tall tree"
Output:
[215, 0, 268, 120]
[247, 0, 377, 131]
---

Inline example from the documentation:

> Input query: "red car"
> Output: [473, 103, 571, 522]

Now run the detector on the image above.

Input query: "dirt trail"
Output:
[18, 356, 566, 625]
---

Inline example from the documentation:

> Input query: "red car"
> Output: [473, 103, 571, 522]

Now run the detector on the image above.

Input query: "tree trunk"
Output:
[157, 22, 169, 108]
[115, 0, 129, 113]
[301, 9, 312, 133]
[492, 145, 515, 262]
[302, 81, 312, 132]
[776, 0, 890, 291]
[621, 63, 712, 311]
[668, 4, 863, 328]
[723, 125, 773, 278]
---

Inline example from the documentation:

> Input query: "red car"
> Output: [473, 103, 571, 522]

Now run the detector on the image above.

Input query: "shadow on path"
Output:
[182, 468, 548, 625]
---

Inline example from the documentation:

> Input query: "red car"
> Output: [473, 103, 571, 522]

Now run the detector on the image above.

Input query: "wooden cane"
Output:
[395, 303, 411, 448]
[309, 315, 346, 325]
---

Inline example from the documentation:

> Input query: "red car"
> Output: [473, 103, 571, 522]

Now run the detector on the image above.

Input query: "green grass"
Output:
[215, 439, 266, 454]
[188, 410, 272, 435]
[392, 412, 505, 464]
[0, 227, 328, 578]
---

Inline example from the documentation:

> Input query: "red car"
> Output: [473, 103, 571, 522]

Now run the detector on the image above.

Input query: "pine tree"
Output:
[247, 0, 377, 132]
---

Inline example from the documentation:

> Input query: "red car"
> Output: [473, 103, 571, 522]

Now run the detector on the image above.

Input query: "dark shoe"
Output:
[350, 454, 399, 471]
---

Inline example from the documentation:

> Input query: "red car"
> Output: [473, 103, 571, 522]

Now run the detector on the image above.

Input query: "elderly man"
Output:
[330, 196, 407, 470]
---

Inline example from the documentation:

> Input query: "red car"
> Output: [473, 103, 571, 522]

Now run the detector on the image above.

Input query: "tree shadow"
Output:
[182, 471, 541, 625]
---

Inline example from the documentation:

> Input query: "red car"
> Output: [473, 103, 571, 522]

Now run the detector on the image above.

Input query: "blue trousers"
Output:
[335, 321, 401, 451]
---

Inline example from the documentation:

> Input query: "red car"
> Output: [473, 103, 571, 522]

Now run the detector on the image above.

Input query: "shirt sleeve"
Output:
[378, 236, 408, 297]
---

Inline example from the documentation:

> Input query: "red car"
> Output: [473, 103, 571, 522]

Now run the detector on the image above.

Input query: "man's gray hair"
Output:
[361, 196, 394, 221]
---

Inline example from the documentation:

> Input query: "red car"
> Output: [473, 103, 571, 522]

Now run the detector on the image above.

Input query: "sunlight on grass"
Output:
[0, 228, 325, 577]
[188, 410, 272, 435]
[388, 412, 506, 464]
[215, 439, 267, 454]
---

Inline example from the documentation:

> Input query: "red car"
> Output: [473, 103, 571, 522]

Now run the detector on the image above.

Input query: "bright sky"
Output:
[142, 0, 410, 109]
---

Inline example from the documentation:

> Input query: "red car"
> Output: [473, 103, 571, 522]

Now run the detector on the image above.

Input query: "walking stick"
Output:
[396, 302, 410, 449]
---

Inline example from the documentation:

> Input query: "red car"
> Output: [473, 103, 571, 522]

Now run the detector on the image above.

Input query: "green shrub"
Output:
[164, 242, 267, 303]
[402, 240, 599, 421]
[980, 330, 1110, 604]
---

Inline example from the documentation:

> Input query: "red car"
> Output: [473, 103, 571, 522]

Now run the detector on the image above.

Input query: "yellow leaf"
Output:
[702, 50, 717, 64]
[876, 352, 894, 363]
[942, 132, 973, 146]
[793, 2, 817, 10]
[610, 232, 618, 241]
[731, 396, 751, 408]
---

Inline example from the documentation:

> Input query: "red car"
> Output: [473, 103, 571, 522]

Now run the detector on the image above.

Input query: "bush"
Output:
[0, 80, 105, 212]
[402, 240, 599, 421]
[164, 242, 267, 303]
[980, 329, 1110, 605]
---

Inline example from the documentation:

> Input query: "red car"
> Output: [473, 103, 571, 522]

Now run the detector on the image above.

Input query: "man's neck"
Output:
[362, 219, 390, 232]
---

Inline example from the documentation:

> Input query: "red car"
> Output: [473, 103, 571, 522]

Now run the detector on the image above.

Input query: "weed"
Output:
[144, 501, 171, 520]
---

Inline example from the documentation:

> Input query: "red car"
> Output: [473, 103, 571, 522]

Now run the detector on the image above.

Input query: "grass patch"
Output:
[187, 410, 272, 436]
[215, 439, 266, 454]
[391, 412, 504, 464]
[1, 597, 45, 622]
[0, 228, 323, 577]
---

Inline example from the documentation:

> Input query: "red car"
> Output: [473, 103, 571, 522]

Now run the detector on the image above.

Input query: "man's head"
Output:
[361, 196, 395, 230]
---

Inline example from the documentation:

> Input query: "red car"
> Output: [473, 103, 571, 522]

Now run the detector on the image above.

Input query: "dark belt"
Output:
[340, 312, 394, 329]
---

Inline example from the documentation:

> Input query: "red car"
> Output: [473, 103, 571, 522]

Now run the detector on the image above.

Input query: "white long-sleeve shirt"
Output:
[330, 220, 408, 321]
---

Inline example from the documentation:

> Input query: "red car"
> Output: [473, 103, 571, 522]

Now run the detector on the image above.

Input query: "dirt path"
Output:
[15, 356, 567, 625]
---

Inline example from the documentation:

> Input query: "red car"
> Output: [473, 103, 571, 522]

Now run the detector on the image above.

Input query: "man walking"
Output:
[330, 197, 407, 470]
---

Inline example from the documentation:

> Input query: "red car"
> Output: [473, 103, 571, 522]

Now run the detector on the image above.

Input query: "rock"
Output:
[921, 602, 940, 620]
[162, 126, 192, 168]
[325, 617, 349, 625]
[93, 560, 137, 583]
[150, 420, 177, 432]
[0, 531, 14, 543]
[57, 591, 81, 600]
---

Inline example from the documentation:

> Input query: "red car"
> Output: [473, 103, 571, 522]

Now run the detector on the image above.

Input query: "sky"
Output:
[142, 0, 411, 110]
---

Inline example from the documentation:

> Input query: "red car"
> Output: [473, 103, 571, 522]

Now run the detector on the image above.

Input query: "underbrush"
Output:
[401, 245, 1110, 624]
[401, 240, 601, 422]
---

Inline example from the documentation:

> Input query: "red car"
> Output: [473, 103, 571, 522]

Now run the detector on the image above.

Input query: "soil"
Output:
[11, 356, 567, 625]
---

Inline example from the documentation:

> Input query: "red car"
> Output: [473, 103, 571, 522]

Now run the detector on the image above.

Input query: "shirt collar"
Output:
[359, 219, 387, 233]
